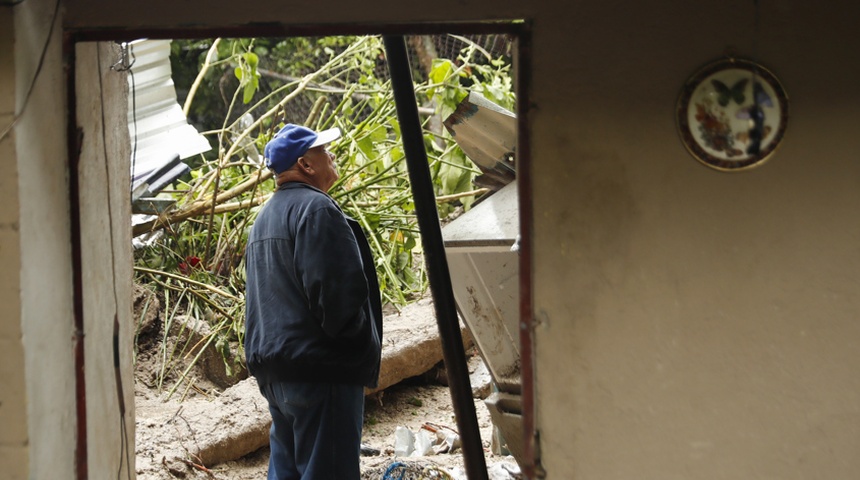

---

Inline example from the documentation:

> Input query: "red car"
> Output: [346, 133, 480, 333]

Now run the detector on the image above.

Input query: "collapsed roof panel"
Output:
[443, 91, 516, 190]
[441, 94, 523, 467]
[127, 39, 211, 205]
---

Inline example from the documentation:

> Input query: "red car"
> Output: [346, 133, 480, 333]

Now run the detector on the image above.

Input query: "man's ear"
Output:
[297, 156, 312, 173]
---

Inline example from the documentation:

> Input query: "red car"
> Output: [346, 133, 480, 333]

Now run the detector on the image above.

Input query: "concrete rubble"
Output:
[370, 296, 474, 395]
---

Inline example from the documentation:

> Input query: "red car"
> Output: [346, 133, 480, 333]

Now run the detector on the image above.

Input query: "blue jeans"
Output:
[259, 381, 365, 480]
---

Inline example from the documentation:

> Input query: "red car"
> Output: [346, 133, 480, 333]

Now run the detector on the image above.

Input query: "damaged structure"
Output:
[442, 92, 525, 463]
[3, 1, 860, 479]
[126, 39, 211, 237]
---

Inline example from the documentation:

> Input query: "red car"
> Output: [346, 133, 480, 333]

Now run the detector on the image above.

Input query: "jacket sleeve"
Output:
[294, 205, 370, 338]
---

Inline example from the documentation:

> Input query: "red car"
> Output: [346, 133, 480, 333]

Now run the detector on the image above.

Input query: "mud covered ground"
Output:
[133, 289, 521, 479]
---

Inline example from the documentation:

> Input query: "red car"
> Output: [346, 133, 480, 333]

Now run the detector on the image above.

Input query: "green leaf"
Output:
[484, 84, 504, 104]
[387, 118, 401, 140]
[243, 82, 254, 104]
[243, 52, 259, 68]
[390, 146, 404, 163]
[369, 125, 387, 143]
[460, 195, 475, 211]
[438, 163, 458, 193]
[427, 59, 455, 97]
[429, 59, 454, 83]
[356, 135, 375, 160]
[365, 213, 381, 230]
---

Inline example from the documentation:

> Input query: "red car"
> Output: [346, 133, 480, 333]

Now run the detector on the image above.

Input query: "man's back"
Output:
[244, 182, 382, 388]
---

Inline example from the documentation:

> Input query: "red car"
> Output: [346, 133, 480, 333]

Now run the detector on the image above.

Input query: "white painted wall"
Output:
[13, 0, 77, 478]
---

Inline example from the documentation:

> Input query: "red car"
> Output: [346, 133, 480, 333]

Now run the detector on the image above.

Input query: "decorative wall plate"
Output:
[677, 58, 788, 171]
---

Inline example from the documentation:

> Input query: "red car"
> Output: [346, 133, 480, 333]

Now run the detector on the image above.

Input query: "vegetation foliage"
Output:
[133, 35, 515, 394]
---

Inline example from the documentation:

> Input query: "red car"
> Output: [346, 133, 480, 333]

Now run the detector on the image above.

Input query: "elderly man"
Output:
[244, 123, 382, 479]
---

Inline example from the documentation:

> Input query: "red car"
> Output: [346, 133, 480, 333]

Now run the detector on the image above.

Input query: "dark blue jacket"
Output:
[244, 182, 382, 388]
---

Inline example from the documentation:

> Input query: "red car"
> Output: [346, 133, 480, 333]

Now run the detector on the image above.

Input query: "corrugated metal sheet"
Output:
[443, 91, 516, 190]
[442, 96, 523, 464]
[127, 39, 211, 192]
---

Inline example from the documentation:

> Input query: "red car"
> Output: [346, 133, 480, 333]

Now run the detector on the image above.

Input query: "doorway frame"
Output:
[63, 20, 537, 478]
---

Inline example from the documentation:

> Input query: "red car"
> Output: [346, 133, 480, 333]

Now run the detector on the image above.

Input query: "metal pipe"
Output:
[382, 35, 489, 480]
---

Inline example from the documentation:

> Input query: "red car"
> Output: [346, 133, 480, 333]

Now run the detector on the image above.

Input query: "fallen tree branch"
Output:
[132, 169, 271, 237]
[434, 188, 489, 204]
[211, 193, 271, 215]
[183, 39, 221, 117]
[134, 266, 239, 301]
[179, 458, 214, 477]
[133, 184, 487, 238]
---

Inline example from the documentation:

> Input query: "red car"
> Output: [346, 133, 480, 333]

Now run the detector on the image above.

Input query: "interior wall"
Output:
[13, 0, 77, 478]
[529, 1, 860, 478]
[0, 8, 27, 480]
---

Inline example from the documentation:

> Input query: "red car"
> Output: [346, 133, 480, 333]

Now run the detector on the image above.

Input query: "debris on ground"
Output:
[134, 287, 513, 479]
[393, 423, 461, 457]
[362, 459, 522, 480]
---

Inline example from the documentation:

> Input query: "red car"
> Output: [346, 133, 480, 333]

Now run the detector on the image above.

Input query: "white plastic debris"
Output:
[510, 234, 521, 252]
[394, 424, 465, 458]
[411, 428, 435, 457]
[489, 461, 521, 479]
[393, 426, 415, 457]
[443, 431, 461, 452]
[451, 461, 520, 480]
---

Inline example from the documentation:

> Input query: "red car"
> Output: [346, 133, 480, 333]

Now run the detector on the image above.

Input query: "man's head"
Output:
[264, 124, 342, 191]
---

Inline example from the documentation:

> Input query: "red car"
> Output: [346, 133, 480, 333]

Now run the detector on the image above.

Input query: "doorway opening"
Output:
[69, 22, 534, 479]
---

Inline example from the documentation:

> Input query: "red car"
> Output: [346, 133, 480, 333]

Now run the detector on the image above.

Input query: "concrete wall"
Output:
[2, 2, 135, 479]
[9, 1, 78, 479]
[2, 0, 858, 478]
[0, 8, 27, 480]
[529, 2, 860, 478]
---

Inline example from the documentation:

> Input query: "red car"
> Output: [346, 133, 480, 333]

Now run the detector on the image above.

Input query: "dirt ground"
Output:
[133, 289, 521, 479]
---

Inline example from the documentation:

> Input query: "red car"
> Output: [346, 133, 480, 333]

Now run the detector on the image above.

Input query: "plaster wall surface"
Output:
[12, 0, 77, 478]
[527, 1, 860, 478]
[0, 9, 28, 480]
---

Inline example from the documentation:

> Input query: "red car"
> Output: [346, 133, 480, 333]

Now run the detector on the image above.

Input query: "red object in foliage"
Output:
[179, 256, 201, 275]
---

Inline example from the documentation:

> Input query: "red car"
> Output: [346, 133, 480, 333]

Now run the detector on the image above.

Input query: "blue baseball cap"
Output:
[263, 124, 341, 174]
